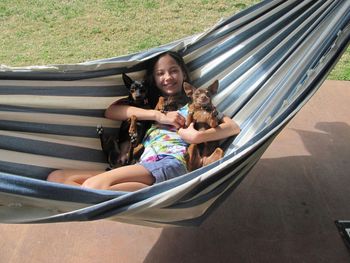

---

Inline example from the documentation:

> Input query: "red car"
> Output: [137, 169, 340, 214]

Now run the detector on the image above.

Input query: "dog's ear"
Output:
[208, 80, 219, 95]
[122, 73, 133, 89]
[183, 82, 195, 97]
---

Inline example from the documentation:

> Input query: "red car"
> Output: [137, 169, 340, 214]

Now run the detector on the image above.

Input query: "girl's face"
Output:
[153, 54, 185, 96]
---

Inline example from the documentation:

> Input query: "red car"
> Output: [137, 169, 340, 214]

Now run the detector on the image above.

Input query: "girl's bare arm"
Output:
[105, 104, 185, 129]
[178, 116, 240, 144]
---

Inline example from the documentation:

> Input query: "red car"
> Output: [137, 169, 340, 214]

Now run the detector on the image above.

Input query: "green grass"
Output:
[0, 0, 348, 80]
[327, 46, 350, 80]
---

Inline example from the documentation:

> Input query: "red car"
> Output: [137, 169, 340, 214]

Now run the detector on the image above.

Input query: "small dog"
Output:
[97, 125, 120, 169]
[183, 80, 224, 171]
[98, 73, 150, 169]
[155, 93, 187, 113]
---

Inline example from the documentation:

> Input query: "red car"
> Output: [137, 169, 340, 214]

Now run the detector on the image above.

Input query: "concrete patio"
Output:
[1, 80, 349, 263]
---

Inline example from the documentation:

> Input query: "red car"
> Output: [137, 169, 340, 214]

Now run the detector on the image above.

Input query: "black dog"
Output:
[98, 73, 150, 169]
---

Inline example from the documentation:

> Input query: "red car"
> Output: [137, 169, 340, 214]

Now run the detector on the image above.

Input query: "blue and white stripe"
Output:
[0, 0, 349, 226]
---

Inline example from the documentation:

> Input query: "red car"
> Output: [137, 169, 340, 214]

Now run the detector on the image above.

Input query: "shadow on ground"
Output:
[144, 122, 350, 263]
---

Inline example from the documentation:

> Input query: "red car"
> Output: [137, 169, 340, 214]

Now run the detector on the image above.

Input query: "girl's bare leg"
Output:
[109, 182, 151, 191]
[47, 164, 154, 191]
[82, 164, 154, 191]
[46, 169, 104, 186]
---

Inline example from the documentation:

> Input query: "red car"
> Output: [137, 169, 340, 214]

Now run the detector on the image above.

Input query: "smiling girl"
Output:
[46, 51, 240, 191]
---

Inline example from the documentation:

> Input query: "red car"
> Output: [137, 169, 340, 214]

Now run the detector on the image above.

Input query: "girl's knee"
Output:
[81, 177, 108, 190]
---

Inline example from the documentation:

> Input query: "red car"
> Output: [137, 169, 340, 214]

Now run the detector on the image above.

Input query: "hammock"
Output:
[0, 0, 349, 227]
[335, 220, 350, 249]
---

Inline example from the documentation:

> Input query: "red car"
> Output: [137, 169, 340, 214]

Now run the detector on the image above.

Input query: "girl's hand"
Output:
[156, 111, 185, 129]
[177, 123, 201, 144]
[178, 116, 240, 144]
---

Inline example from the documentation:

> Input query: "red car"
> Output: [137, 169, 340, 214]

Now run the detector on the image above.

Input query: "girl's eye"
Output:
[170, 68, 181, 75]
[156, 72, 164, 77]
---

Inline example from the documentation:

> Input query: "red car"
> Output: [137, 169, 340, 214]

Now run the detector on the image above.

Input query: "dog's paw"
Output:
[203, 148, 224, 166]
[117, 154, 129, 166]
[129, 132, 138, 145]
[96, 125, 104, 135]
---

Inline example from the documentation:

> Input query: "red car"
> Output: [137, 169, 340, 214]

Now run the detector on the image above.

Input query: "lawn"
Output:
[0, 0, 348, 79]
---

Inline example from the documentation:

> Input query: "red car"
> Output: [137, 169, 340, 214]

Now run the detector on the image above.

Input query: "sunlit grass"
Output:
[0, 0, 348, 80]
[328, 46, 350, 80]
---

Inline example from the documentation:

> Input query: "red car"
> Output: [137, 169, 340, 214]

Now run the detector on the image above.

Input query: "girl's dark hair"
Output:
[145, 51, 192, 108]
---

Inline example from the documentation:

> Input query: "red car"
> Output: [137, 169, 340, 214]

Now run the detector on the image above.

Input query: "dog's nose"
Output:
[135, 89, 141, 97]
[200, 94, 207, 100]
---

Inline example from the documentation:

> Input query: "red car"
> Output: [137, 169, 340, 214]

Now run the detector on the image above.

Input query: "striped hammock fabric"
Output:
[0, 0, 349, 226]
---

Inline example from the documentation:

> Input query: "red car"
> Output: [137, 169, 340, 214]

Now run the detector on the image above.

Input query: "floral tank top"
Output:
[139, 104, 189, 166]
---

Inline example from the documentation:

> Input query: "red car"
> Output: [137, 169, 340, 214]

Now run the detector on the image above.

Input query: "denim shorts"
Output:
[140, 156, 187, 184]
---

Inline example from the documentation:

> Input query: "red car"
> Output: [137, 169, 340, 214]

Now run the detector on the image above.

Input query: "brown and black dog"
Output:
[183, 80, 224, 172]
[155, 93, 188, 113]
[97, 73, 150, 169]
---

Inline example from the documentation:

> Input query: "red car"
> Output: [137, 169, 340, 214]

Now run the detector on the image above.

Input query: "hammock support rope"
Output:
[0, 0, 349, 226]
